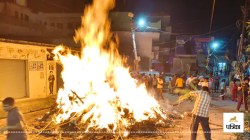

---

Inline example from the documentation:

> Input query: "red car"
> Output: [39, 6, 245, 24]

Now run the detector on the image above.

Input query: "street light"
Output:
[210, 41, 222, 51]
[211, 41, 220, 50]
[127, 14, 163, 72]
[208, 40, 221, 76]
[138, 18, 146, 27]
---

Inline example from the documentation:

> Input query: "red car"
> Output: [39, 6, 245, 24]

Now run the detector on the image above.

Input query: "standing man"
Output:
[156, 75, 164, 100]
[175, 75, 184, 95]
[189, 85, 212, 140]
[213, 74, 220, 93]
[48, 71, 55, 95]
[175, 75, 184, 89]
[0, 97, 27, 140]
[186, 74, 194, 89]
[152, 74, 158, 93]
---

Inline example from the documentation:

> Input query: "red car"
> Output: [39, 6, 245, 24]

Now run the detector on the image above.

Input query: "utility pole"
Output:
[128, 12, 140, 72]
[209, 0, 216, 33]
[238, 0, 249, 61]
[207, 0, 216, 75]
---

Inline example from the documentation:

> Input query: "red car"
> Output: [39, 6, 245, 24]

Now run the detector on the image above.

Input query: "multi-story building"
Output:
[0, 1, 173, 92]
[110, 12, 172, 72]
[0, 1, 173, 72]
[0, 0, 81, 46]
[0, 1, 173, 116]
[173, 35, 213, 75]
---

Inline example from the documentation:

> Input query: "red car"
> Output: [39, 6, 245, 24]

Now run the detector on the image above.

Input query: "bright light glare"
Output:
[138, 18, 146, 27]
[212, 42, 219, 49]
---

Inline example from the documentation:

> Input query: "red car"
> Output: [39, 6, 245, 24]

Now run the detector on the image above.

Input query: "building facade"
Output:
[0, 39, 62, 100]
[110, 12, 172, 72]
[0, 0, 81, 46]
[174, 35, 214, 75]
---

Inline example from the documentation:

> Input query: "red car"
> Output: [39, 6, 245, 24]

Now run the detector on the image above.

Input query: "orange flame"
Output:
[52, 0, 166, 133]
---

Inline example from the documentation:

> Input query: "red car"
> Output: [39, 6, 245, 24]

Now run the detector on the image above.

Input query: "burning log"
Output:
[33, 107, 184, 139]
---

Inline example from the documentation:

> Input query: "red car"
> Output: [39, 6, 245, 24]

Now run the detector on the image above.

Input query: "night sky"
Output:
[27, 0, 243, 49]
[27, 0, 242, 34]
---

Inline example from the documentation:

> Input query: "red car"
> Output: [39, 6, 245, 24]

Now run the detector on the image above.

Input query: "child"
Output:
[0, 97, 27, 140]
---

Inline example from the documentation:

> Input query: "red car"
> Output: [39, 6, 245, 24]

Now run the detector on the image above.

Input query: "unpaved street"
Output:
[0, 93, 238, 140]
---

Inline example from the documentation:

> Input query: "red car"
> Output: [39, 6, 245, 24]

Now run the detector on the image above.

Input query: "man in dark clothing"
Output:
[0, 97, 27, 140]
[213, 74, 220, 92]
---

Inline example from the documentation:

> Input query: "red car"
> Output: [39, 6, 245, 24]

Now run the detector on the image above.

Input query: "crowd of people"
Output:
[133, 72, 250, 140]
[133, 72, 249, 112]
[1, 72, 249, 140]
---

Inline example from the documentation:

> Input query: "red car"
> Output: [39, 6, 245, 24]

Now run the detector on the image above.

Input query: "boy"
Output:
[0, 97, 27, 140]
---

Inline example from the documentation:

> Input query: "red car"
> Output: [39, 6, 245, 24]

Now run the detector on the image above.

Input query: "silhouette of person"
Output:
[48, 71, 55, 95]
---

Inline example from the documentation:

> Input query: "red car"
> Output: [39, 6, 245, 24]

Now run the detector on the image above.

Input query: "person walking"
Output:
[189, 85, 212, 140]
[186, 74, 194, 89]
[148, 74, 153, 91]
[220, 79, 226, 100]
[170, 74, 177, 94]
[152, 74, 158, 94]
[214, 74, 220, 93]
[231, 79, 238, 102]
[0, 97, 27, 140]
[175, 75, 184, 89]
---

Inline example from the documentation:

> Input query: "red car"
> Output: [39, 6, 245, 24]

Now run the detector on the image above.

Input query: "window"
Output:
[14, 11, 18, 18]
[24, 15, 29, 21]
[20, 13, 23, 20]
[67, 23, 72, 29]
[57, 23, 63, 29]
[50, 23, 55, 27]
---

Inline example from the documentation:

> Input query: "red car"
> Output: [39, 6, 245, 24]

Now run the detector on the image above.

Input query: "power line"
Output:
[152, 23, 236, 45]
[209, 0, 216, 33]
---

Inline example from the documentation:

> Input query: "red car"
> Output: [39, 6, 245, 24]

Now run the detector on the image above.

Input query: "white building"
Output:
[110, 12, 172, 71]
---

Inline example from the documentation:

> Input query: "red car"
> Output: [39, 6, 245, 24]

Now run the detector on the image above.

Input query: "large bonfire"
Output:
[51, 0, 167, 136]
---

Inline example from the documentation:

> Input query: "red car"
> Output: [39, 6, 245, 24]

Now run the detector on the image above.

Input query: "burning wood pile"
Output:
[31, 0, 185, 139]
[33, 103, 184, 139]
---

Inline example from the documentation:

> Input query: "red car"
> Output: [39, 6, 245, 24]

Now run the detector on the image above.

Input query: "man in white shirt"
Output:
[186, 74, 194, 89]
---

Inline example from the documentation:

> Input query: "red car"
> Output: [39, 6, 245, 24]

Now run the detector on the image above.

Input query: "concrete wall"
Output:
[173, 57, 196, 74]
[136, 32, 159, 70]
[115, 31, 159, 71]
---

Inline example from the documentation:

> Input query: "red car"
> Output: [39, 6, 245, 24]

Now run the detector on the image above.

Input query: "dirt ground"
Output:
[0, 93, 239, 140]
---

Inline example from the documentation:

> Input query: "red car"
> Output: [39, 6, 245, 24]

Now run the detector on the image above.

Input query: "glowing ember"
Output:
[52, 0, 166, 134]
